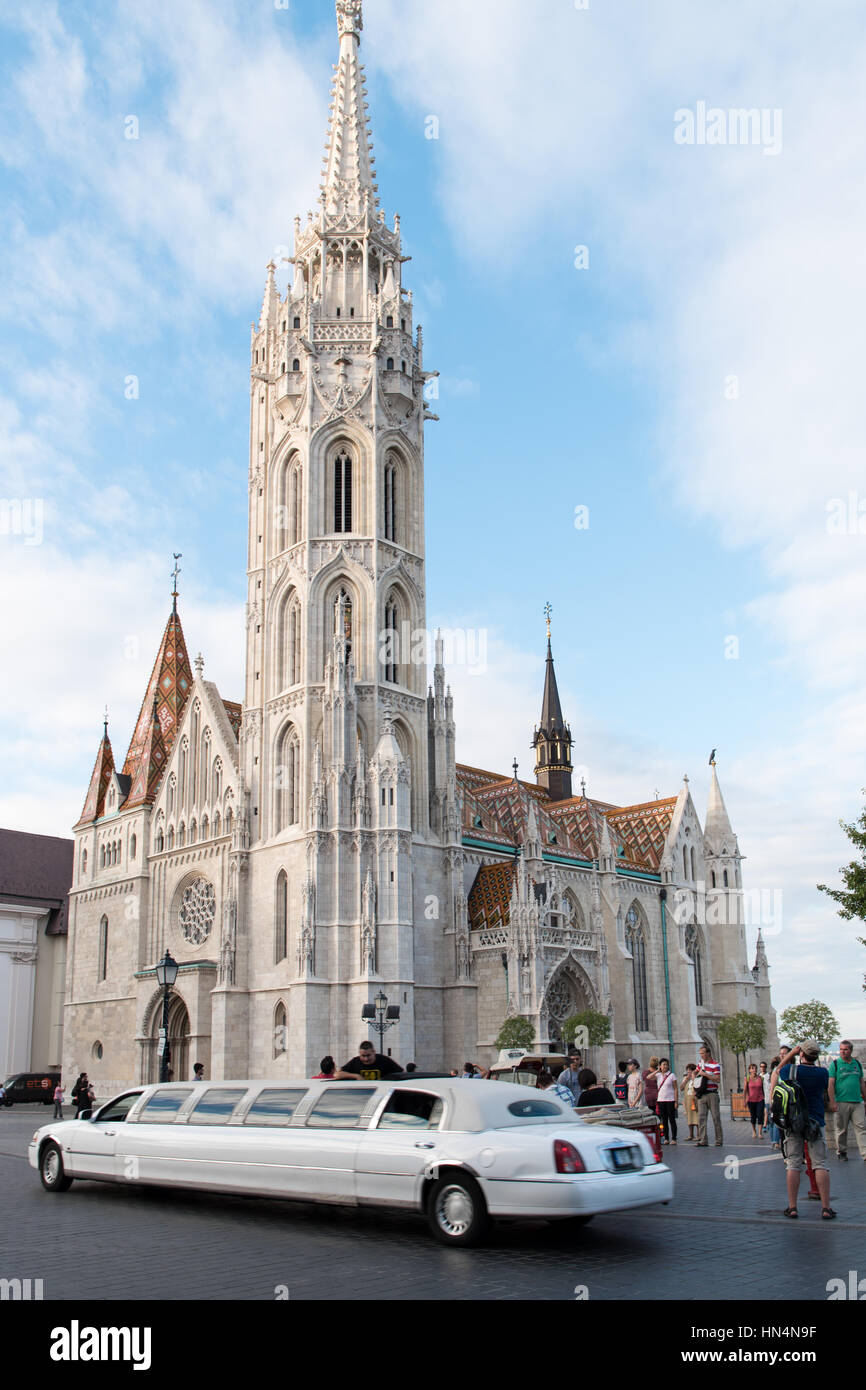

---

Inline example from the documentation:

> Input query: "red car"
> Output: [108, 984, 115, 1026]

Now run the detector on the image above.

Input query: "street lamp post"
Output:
[155, 950, 179, 1083]
[361, 989, 400, 1055]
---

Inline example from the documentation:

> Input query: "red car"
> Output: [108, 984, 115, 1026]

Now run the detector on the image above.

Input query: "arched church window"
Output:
[82, 848, 88, 873]
[99, 844, 105, 869]
[201, 815, 208, 840]
[723, 869, 729, 887]
[179, 741, 188, 808]
[274, 1001, 287, 1057]
[384, 460, 397, 542]
[685, 924, 705, 1007]
[710, 869, 716, 888]
[178, 822, 186, 848]
[130, 834, 136, 860]
[287, 595, 302, 686]
[168, 775, 176, 818]
[213, 811, 221, 838]
[683, 845, 689, 879]
[625, 905, 649, 1032]
[275, 727, 301, 831]
[334, 450, 353, 532]
[292, 358, 300, 373]
[386, 357, 394, 371]
[213, 760, 222, 804]
[386, 315, 394, 328]
[156, 830, 164, 853]
[275, 871, 288, 963]
[690, 846, 697, 880]
[167, 827, 175, 851]
[383, 598, 398, 684]
[189, 820, 197, 844]
[225, 808, 233, 837]
[98, 916, 108, 982]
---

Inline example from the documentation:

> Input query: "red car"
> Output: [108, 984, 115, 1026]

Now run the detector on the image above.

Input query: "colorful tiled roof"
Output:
[605, 798, 677, 872]
[467, 862, 516, 931]
[222, 701, 242, 741]
[121, 609, 193, 808]
[75, 730, 115, 827]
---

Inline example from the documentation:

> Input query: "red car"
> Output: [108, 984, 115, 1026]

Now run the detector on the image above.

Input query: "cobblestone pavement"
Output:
[3, 1108, 864, 1301]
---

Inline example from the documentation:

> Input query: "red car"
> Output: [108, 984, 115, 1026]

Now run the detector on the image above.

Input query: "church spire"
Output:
[75, 718, 115, 827]
[704, 761, 738, 859]
[320, 1, 378, 221]
[121, 591, 193, 806]
[531, 605, 573, 801]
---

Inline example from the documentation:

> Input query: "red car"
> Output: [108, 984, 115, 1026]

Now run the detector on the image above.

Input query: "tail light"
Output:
[553, 1139, 586, 1174]
[640, 1122, 663, 1163]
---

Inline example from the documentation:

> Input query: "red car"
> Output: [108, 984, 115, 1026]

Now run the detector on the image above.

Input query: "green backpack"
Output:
[771, 1064, 820, 1141]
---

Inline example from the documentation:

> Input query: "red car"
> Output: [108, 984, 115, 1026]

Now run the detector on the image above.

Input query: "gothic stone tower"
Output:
[237, 0, 460, 1074]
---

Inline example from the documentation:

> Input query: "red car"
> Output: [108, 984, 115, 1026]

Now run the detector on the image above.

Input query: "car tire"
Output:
[427, 1173, 490, 1246]
[40, 1142, 72, 1193]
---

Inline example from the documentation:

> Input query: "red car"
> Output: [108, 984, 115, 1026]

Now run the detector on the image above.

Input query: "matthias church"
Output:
[63, 0, 777, 1090]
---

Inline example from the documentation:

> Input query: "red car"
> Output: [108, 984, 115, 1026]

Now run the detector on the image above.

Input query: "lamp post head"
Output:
[155, 950, 179, 990]
[374, 989, 388, 1012]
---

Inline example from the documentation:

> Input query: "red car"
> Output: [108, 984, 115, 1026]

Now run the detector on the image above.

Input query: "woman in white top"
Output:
[760, 1061, 772, 1135]
[655, 1059, 679, 1145]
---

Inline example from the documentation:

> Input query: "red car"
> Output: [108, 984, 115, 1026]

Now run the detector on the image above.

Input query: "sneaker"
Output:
[838, 1152, 848, 1161]
[696, 1142, 708, 1147]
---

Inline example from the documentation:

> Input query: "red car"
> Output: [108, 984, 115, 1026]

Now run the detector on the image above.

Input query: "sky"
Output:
[1, 0, 865, 1037]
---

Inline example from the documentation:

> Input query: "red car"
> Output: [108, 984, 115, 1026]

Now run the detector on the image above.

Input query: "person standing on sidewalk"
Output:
[744, 1063, 765, 1139]
[760, 1061, 772, 1136]
[627, 1058, 644, 1108]
[695, 1044, 723, 1146]
[828, 1040, 866, 1162]
[642, 1057, 660, 1114]
[681, 1063, 699, 1140]
[53, 1081, 65, 1119]
[779, 1041, 837, 1220]
[656, 1059, 679, 1145]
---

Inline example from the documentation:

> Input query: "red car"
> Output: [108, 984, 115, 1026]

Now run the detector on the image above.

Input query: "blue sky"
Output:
[1, 0, 865, 1035]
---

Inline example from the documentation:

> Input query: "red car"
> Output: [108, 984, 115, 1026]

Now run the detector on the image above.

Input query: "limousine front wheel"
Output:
[427, 1173, 489, 1246]
[40, 1142, 72, 1193]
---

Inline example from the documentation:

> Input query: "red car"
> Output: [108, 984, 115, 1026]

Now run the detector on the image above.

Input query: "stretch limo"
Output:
[29, 1077, 674, 1245]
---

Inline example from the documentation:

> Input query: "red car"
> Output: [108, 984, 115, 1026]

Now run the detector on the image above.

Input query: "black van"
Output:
[1, 1073, 60, 1106]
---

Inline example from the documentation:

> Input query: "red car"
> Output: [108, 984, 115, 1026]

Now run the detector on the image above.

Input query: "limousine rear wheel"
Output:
[427, 1173, 489, 1246]
[40, 1142, 72, 1193]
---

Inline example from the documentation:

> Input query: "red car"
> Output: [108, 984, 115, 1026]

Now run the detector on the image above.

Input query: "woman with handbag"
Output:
[655, 1059, 679, 1144]
[681, 1062, 699, 1140]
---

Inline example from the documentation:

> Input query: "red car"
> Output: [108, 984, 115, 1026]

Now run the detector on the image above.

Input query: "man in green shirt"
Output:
[828, 1040, 866, 1160]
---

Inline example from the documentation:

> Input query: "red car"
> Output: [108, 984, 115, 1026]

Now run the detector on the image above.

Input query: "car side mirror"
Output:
[79, 1109, 93, 1121]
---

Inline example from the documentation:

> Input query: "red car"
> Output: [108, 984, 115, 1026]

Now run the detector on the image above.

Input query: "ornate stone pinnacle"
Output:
[336, 0, 363, 40]
[194, 652, 205, 678]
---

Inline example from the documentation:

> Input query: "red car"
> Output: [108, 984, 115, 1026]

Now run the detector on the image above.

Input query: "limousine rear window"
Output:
[139, 1088, 194, 1122]
[187, 1088, 248, 1124]
[305, 1088, 376, 1129]
[244, 1089, 308, 1127]
[506, 1099, 564, 1118]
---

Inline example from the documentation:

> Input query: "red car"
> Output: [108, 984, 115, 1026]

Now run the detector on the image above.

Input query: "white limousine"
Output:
[29, 1078, 674, 1245]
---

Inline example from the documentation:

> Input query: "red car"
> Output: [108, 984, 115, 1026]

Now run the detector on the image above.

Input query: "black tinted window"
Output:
[244, 1089, 308, 1127]
[187, 1088, 248, 1124]
[507, 1099, 563, 1118]
[95, 1093, 142, 1124]
[139, 1088, 193, 1122]
[305, 1088, 376, 1128]
[377, 1091, 443, 1130]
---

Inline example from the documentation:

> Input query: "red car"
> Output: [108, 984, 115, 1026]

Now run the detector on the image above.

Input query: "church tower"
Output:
[238, 0, 442, 1072]
[531, 611, 573, 802]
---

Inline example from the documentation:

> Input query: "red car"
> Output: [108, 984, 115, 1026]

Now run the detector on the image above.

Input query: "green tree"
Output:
[778, 1000, 840, 1051]
[562, 1009, 611, 1050]
[717, 1011, 767, 1089]
[818, 797, 866, 990]
[494, 1016, 535, 1051]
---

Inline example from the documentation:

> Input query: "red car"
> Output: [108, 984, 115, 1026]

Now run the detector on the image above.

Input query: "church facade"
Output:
[62, 0, 777, 1093]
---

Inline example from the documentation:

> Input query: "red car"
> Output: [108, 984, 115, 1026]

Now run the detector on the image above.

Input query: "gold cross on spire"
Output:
[544, 602, 552, 638]
[171, 553, 182, 613]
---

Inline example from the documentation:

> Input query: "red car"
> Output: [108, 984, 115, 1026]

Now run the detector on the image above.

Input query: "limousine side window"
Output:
[305, 1088, 376, 1129]
[244, 1089, 308, 1127]
[94, 1092, 143, 1124]
[187, 1088, 249, 1125]
[377, 1091, 444, 1130]
[138, 1088, 194, 1122]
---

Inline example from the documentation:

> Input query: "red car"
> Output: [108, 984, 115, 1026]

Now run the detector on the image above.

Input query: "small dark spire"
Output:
[512, 758, 519, 781]
[171, 552, 182, 614]
[532, 606, 573, 801]
[103, 705, 109, 738]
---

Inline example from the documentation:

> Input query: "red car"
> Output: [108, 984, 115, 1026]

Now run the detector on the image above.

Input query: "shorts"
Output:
[782, 1130, 828, 1172]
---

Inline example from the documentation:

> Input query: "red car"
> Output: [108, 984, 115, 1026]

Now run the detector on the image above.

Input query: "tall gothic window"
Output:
[275, 726, 301, 831]
[288, 596, 301, 686]
[275, 871, 288, 963]
[625, 905, 649, 1032]
[384, 460, 397, 542]
[334, 450, 353, 532]
[685, 924, 704, 1007]
[290, 465, 302, 545]
[98, 916, 108, 982]
[683, 844, 689, 879]
[384, 599, 398, 684]
[274, 1001, 287, 1057]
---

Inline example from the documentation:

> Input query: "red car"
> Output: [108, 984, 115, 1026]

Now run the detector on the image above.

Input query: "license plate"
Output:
[610, 1146, 639, 1170]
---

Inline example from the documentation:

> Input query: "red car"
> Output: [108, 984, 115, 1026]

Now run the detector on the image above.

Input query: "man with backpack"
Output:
[828, 1040, 866, 1161]
[776, 1041, 837, 1220]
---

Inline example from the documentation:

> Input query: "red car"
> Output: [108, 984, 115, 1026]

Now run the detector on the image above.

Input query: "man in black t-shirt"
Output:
[336, 1040, 403, 1081]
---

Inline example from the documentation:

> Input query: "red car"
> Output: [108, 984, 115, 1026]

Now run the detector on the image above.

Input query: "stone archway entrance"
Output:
[542, 964, 593, 1051]
[146, 994, 191, 1083]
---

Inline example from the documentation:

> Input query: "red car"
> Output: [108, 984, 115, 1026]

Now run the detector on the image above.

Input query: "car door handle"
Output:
[414, 1141, 436, 1149]
[103, 1129, 116, 1137]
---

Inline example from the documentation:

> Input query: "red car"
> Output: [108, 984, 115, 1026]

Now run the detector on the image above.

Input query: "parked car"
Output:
[2, 1072, 59, 1107]
[29, 1077, 673, 1245]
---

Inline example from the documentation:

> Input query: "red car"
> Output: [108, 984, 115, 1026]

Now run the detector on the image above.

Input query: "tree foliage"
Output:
[818, 796, 866, 991]
[778, 1000, 840, 1050]
[562, 1010, 611, 1049]
[718, 1012, 768, 1089]
[494, 1016, 535, 1050]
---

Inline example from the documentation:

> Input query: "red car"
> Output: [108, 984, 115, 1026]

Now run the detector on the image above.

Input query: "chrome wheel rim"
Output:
[435, 1184, 473, 1237]
[44, 1149, 60, 1183]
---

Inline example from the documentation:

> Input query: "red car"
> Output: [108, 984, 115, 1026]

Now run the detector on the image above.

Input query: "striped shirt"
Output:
[700, 1060, 721, 1092]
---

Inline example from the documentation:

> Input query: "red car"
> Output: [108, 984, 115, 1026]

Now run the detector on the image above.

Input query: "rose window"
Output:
[179, 878, 216, 946]
[546, 977, 574, 1021]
